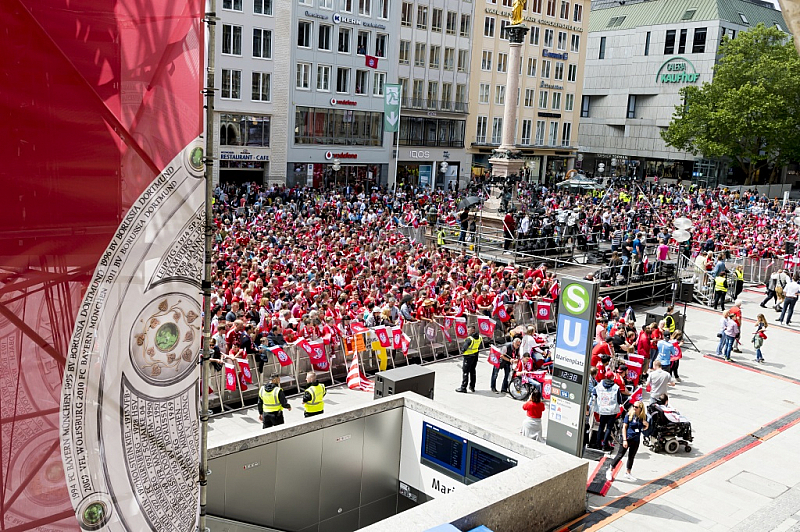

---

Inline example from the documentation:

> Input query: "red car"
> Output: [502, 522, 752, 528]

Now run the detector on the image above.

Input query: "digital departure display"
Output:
[420, 422, 467, 479]
[466, 442, 518, 483]
[555, 367, 583, 385]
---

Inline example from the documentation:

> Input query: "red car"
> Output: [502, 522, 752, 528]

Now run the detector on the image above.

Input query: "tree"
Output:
[662, 24, 800, 184]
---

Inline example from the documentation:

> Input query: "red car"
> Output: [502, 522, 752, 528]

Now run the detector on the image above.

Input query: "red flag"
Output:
[541, 374, 552, 400]
[602, 296, 615, 312]
[440, 325, 452, 342]
[272, 346, 293, 367]
[535, 302, 552, 321]
[224, 363, 237, 391]
[488, 346, 502, 368]
[400, 333, 411, 356]
[624, 358, 643, 382]
[392, 326, 403, 349]
[309, 340, 329, 371]
[495, 305, 511, 323]
[477, 316, 496, 337]
[443, 316, 454, 329]
[347, 353, 375, 392]
[296, 337, 313, 356]
[365, 55, 379, 68]
[454, 317, 468, 338]
[630, 386, 643, 404]
[238, 358, 253, 384]
[351, 321, 368, 334]
[375, 325, 391, 348]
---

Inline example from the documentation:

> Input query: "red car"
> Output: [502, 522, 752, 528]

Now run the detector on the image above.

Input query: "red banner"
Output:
[272, 346, 293, 367]
[309, 340, 330, 371]
[392, 326, 403, 349]
[375, 326, 391, 347]
[488, 346, 502, 368]
[495, 306, 511, 322]
[351, 321, 368, 334]
[441, 325, 452, 342]
[238, 359, 253, 384]
[536, 302, 552, 320]
[225, 363, 237, 391]
[443, 316, 454, 329]
[455, 318, 468, 338]
[477, 316, 496, 337]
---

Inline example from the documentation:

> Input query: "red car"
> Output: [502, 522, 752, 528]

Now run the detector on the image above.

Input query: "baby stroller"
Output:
[645, 403, 694, 454]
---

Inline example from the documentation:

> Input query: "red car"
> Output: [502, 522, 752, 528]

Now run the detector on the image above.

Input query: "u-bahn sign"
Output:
[656, 57, 700, 84]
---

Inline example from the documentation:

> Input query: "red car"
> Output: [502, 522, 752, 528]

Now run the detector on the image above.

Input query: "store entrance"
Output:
[220, 161, 267, 186]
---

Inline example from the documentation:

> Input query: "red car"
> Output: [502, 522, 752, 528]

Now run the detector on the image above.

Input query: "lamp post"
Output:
[332, 158, 341, 188]
[440, 152, 449, 190]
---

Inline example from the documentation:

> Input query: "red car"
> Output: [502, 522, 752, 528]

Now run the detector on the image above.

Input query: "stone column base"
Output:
[489, 156, 525, 178]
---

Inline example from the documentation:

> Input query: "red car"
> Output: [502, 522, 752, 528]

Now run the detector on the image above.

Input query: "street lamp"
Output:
[332, 158, 341, 188]
[440, 152, 450, 190]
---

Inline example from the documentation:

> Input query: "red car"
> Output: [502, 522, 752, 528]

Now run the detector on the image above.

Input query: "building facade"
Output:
[578, 0, 789, 186]
[465, 0, 589, 183]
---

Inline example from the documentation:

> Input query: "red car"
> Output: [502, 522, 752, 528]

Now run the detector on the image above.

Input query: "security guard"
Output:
[456, 326, 483, 393]
[302, 371, 326, 418]
[712, 269, 728, 311]
[663, 305, 676, 334]
[733, 265, 745, 299]
[436, 226, 446, 247]
[258, 374, 292, 428]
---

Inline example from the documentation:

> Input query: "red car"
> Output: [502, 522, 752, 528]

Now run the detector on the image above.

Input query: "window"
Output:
[460, 15, 471, 37]
[500, 19, 510, 39]
[665, 30, 676, 54]
[375, 34, 387, 57]
[417, 6, 428, 29]
[222, 24, 242, 55]
[599, 36, 606, 59]
[527, 57, 537, 76]
[531, 0, 542, 13]
[644, 31, 651, 56]
[692, 27, 707, 53]
[554, 62, 564, 81]
[444, 48, 455, 70]
[626, 95, 636, 118]
[254, 0, 272, 15]
[538, 90, 548, 109]
[544, 29, 554, 48]
[221, 69, 241, 99]
[432, 8, 443, 31]
[401, 3, 412, 26]
[427, 81, 438, 104]
[441, 83, 452, 109]
[502, 0, 512, 7]
[296, 63, 311, 89]
[358, 0, 371, 16]
[354, 70, 369, 95]
[373, 72, 385, 96]
[678, 29, 687, 54]
[529, 26, 540, 45]
[446, 11, 457, 34]
[559, 1, 569, 19]
[318, 24, 332, 50]
[561, 122, 571, 146]
[570, 34, 580, 53]
[341, 0, 353, 12]
[219, 113, 270, 147]
[546, 0, 556, 17]
[567, 64, 577, 82]
[495, 85, 506, 105]
[317, 65, 331, 91]
[580, 95, 590, 117]
[481, 50, 493, 71]
[399, 41, 411, 65]
[491, 117, 503, 144]
[252, 72, 271, 101]
[456, 84, 466, 105]
[738, 12, 748, 24]
[415, 43, 426, 66]
[722, 27, 736, 40]
[564, 93, 574, 111]
[557, 31, 567, 50]
[497, 52, 508, 73]
[552, 92, 561, 110]
[476, 116, 488, 143]
[607, 15, 625, 27]
[484, 16, 496, 37]
[223, 0, 242, 10]
[399, 78, 408, 98]
[573, 3, 582, 22]
[336, 67, 350, 92]
[320, 0, 333, 9]
[541, 59, 551, 78]
[252, 29, 272, 59]
[299, 0, 311, 6]
[548, 121, 558, 145]
[357, 31, 369, 55]
[524, 89, 535, 107]
[295, 107, 383, 146]
[521, 120, 532, 144]
[298, 21, 312, 48]
[682, 8, 696, 20]
[457, 50, 469, 72]
[338, 27, 351, 53]
[378, 0, 389, 18]
[429, 45, 440, 68]
[412, 80, 423, 105]
[479, 83, 490, 104]
[535, 120, 545, 145]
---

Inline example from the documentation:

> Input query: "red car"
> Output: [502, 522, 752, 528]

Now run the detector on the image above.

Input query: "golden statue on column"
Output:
[511, 0, 526, 25]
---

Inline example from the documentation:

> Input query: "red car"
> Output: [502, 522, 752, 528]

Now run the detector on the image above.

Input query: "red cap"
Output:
[605, 371, 615, 381]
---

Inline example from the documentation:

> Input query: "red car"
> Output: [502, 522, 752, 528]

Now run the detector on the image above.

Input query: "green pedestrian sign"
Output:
[384, 84, 401, 132]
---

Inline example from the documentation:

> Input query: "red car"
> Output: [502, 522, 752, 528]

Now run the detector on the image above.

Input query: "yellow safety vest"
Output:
[260, 386, 283, 413]
[715, 276, 727, 293]
[463, 337, 481, 356]
[735, 269, 744, 281]
[437, 229, 446, 246]
[664, 314, 675, 333]
[304, 383, 326, 413]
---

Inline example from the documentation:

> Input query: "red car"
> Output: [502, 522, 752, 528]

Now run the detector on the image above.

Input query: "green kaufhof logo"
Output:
[656, 57, 700, 84]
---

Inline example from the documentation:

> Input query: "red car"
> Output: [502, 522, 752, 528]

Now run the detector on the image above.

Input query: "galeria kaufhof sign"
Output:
[656, 57, 700, 84]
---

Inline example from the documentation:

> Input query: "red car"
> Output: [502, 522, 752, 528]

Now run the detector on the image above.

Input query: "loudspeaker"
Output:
[786, 242, 796, 255]
[374, 365, 435, 400]
[679, 281, 694, 304]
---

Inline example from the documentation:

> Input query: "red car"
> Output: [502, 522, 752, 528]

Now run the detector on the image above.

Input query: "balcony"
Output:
[401, 98, 469, 114]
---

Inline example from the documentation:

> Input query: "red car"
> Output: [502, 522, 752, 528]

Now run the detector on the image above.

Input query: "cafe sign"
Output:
[656, 57, 700, 84]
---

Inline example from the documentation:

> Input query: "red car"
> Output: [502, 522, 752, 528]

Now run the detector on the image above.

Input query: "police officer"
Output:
[258, 374, 292, 428]
[456, 326, 483, 393]
[302, 371, 326, 418]
[712, 269, 728, 310]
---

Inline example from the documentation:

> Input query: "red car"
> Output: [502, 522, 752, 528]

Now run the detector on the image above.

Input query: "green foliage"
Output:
[662, 24, 800, 183]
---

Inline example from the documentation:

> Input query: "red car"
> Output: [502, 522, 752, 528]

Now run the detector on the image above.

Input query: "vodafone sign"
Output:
[325, 151, 357, 160]
[330, 97, 357, 106]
